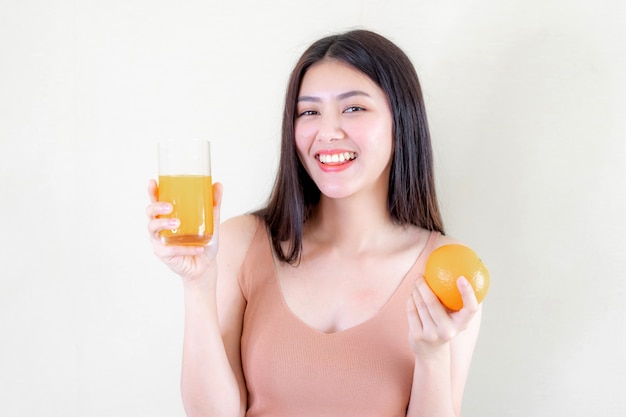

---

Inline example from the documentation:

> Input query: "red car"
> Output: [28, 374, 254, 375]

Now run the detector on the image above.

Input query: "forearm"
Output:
[406, 346, 457, 417]
[180, 278, 242, 417]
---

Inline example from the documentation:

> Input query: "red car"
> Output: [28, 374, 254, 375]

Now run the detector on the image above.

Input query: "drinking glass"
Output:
[158, 139, 213, 246]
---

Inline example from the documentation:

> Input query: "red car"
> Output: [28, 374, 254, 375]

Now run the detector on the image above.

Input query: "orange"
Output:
[424, 244, 490, 311]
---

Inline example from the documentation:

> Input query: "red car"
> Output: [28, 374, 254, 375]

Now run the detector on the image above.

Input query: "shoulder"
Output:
[216, 214, 264, 310]
[218, 214, 263, 264]
[220, 214, 262, 240]
[432, 231, 466, 250]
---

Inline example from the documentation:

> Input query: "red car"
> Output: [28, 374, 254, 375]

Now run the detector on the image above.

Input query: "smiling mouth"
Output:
[316, 152, 357, 164]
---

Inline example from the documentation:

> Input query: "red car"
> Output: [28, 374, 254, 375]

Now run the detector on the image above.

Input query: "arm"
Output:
[406, 296, 481, 417]
[405, 240, 483, 417]
[147, 181, 252, 417]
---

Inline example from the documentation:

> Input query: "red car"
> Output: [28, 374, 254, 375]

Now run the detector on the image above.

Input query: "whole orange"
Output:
[424, 244, 490, 311]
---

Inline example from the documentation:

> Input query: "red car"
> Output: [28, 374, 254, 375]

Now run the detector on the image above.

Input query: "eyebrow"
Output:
[297, 90, 372, 102]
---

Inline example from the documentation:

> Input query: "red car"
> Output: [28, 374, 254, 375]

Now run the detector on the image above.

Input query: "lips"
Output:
[316, 151, 357, 165]
[313, 150, 357, 172]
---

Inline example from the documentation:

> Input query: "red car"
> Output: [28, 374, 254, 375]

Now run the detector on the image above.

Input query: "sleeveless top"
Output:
[239, 218, 441, 417]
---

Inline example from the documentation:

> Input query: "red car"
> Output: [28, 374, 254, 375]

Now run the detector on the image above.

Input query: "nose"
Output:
[316, 112, 345, 142]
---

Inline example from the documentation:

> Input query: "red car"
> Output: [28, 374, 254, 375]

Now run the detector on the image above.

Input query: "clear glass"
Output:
[158, 139, 213, 246]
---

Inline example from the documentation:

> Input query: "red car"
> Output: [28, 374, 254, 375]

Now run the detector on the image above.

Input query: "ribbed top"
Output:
[239, 218, 440, 416]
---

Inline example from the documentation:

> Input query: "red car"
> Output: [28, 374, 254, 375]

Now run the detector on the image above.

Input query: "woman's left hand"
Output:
[406, 275, 480, 357]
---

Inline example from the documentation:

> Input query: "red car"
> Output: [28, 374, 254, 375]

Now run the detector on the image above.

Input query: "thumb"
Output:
[212, 182, 224, 231]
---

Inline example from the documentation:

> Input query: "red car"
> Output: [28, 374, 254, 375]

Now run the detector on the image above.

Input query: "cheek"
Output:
[351, 118, 393, 150]
[294, 121, 316, 155]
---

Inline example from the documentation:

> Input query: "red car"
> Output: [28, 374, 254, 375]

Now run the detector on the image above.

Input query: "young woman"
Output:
[147, 29, 482, 417]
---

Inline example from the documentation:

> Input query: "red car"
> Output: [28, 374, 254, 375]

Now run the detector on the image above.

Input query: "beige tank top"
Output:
[239, 218, 440, 416]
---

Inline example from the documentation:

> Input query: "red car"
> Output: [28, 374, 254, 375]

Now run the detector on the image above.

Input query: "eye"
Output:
[297, 109, 319, 117]
[344, 106, 365, 113]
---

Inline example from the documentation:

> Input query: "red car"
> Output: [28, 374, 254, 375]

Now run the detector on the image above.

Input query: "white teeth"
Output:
[318, 152, 356, 164]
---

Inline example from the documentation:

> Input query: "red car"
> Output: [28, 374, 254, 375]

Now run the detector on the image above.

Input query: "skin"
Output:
[146, 59, 482, 417]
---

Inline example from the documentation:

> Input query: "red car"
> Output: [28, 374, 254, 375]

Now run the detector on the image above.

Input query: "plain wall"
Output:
[1, 0, 624, 416]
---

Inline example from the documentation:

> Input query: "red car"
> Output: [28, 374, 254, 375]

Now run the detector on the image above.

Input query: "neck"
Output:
[305, 192, 396, 254]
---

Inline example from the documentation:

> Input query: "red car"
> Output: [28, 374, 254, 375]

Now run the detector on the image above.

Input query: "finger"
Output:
[416, 277, 450, 322]
[406, 295, 423, 332]
[205, 182, 224, 246]
[148, 217, 179, 240]
[212, 182, 224, 224]
[213, 181, 223, 208]
[147, 179, 159, 203]
[456, 276, 479, 313]
[412, 281, 436, 336]
[417, 277, 464, 342]
[146, 201, 173, 220]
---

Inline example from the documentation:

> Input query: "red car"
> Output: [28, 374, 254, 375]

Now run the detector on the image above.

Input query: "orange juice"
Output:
[158, 175, 213, 246]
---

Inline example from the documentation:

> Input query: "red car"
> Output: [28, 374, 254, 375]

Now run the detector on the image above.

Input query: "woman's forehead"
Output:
[299, 60, 382, 97]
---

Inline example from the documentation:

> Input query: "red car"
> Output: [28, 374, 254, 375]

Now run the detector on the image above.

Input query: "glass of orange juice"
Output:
[158, 139, 213, 246]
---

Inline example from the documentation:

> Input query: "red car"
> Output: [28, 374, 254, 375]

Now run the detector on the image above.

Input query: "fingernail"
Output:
[160, 203, 172, 213]
[168, 218, 180, 228]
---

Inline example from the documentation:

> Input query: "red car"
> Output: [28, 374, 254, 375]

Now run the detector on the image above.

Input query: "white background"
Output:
[1, 0, 625, 416]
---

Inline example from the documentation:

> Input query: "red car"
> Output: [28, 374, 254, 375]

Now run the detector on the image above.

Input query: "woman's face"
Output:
[294, 59, 394, 200]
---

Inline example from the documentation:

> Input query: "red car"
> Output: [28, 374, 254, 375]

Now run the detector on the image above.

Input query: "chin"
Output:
[317, 185, 356, 200]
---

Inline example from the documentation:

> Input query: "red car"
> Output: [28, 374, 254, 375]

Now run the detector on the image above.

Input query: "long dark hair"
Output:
[255, 29, 444, 264]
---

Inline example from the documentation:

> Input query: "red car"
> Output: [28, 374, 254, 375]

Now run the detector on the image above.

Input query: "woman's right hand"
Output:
[146, 179, 224, 284]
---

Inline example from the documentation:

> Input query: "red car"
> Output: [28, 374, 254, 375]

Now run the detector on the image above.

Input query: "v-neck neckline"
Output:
[266, 230, 438, 336]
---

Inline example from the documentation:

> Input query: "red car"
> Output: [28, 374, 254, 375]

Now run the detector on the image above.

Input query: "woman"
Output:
[147, 29, 482, 417]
